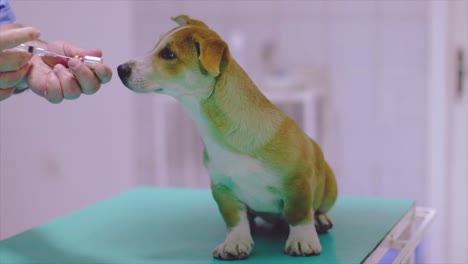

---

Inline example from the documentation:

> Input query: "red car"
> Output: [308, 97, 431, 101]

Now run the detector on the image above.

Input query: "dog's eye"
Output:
[159, 47, 176, 60]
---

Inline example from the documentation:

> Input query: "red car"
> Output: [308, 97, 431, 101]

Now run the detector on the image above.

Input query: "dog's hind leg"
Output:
[314, 212, 333, 234]
[315, 161, 338, 234]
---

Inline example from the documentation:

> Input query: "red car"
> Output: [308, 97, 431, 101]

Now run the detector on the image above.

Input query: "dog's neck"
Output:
[178, 59, 287, 153]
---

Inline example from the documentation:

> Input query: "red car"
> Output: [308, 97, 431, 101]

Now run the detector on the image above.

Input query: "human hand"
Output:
[0, 26, 40, 101]
[27, 41, 113, 103]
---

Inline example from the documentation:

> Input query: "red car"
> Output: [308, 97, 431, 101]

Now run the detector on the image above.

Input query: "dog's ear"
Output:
[193, 35, 229, 77]
[172, 15, 209, 28]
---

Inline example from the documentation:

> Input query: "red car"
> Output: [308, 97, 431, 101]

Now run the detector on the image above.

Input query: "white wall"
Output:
[0, 0, 136, 239]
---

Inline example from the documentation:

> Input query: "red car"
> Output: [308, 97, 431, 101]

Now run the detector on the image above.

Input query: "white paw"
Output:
[213, 210, 254, 260]
[212, 238, 253, 260]
[285, 223, 322, 256]
[285, 237, 321, 256]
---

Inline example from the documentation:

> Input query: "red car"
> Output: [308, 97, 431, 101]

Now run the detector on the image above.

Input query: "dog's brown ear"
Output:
[193, 35, 229, 77]
[172, 15, 209, 28]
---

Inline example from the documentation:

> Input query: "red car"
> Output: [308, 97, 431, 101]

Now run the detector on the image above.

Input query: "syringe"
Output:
[13, 43, 102, 69]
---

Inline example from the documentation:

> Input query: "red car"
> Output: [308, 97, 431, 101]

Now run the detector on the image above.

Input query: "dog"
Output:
[117, 15, 338, 260]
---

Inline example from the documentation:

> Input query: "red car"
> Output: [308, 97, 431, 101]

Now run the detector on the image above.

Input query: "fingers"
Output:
[28, 56, 106, 103]
[32, 64, 80, 103]
[0, 27, 41, 50]
[0, 26, 39, 101]
[67, 58, 101, 95]
[0, 63, 30, 88]
[47, 41, 112, 86]
[0, 51, 32, 71]
[22, 40, 113, 103]
[94, 62, 113, 84]
[53, 64, 81, 99]
[27, 57, 62, 103]
[51, 59, 111, 100]
[42, 71, 63, 104]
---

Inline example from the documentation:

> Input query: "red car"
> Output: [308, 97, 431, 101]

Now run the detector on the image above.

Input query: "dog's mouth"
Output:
[117, 63, 165, 94]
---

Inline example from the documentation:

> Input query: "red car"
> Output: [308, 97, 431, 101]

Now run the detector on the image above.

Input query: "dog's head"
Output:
[117, 15, 230, 100]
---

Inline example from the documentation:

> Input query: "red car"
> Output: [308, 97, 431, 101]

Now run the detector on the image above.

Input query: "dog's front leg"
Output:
[211, 183, 253, 260]
[283, 184, 322, 256]
[285, 213, 321, 256]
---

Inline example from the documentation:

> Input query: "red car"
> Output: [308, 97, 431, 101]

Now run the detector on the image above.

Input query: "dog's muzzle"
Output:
[117, 63, 132, 87]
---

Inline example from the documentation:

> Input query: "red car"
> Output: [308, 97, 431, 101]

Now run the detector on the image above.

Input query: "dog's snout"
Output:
[117, 63, 132, 82]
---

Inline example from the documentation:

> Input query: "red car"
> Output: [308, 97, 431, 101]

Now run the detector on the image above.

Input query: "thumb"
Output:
[0, 27, 41, 50]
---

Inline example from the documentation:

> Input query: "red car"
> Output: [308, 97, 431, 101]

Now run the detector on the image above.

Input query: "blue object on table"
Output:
[0, 187, 414, 263]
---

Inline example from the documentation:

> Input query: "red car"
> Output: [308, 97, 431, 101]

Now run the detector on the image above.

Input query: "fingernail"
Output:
[68, 58, 80, 69]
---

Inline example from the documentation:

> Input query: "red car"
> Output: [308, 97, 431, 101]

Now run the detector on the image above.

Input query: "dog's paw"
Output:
[212, 239, 253, 260]
[315, 212, 334, 234]
[285, 224, 322, 256]
[284, 237, 322, 256]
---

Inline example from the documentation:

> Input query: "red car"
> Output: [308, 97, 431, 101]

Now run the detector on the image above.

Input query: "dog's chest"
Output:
[204, 137, 283, 214]
[181, 98, 283, 214]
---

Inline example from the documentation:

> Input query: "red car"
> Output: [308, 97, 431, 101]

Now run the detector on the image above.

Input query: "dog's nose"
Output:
[117, 63, 132, 82]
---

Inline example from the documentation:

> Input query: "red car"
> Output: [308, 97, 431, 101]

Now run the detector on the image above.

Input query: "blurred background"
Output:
[0, 1, 466, 263]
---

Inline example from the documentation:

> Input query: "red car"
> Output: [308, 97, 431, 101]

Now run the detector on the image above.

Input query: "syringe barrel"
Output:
[77, 55, 102, 69]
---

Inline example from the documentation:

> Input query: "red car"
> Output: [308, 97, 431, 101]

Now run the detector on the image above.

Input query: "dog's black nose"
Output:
[117, 63, 131, 82]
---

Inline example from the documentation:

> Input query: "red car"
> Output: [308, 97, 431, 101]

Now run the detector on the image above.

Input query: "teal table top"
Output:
[0, 187, 414, 264]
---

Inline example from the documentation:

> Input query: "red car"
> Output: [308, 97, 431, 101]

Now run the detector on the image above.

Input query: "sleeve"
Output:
[0, 0, 16, 25]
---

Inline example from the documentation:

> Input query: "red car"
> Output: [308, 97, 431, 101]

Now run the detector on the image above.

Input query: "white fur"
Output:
[179, 97, 283, 214]
[207, 141, 283, 214]
[285, 210, 321, 256]
[212, 212, 253, 259]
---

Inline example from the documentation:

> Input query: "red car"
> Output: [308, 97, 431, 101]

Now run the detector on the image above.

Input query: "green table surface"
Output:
[0, 187, 414, 264]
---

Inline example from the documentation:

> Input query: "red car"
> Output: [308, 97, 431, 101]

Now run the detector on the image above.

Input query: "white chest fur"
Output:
[180, 98, 283, 214]
[204, 136, 283, 214]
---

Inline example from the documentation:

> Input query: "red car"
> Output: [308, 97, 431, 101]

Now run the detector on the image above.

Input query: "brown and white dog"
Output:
[117, 15, 337, 260]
